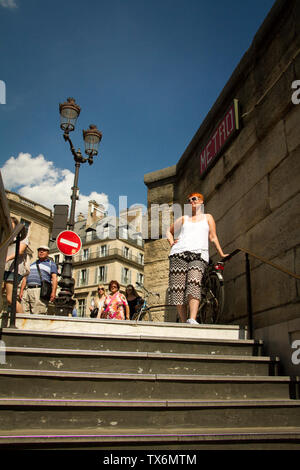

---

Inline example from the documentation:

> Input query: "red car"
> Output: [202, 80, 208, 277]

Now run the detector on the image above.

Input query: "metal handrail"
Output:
[221, 247, 300, 339]
[0, 223, 25, 329]
[224, 248, 300, 280]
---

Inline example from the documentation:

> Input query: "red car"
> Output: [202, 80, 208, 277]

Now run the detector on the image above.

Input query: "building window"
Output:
[139, 253, 144, 265]
[136, 234, 143, 246]
[82, 248, 89, 260]
[123, 246, 130, 259]
[137, 273, 144, 286]
[103, 224, 109, 238]
[86, 230, 95, 242]
[122, 267, 131, 285]
[78, 299, 86, 317]
[119, 226, 128, 239]
[100, 245, 107, 257]
[95, 266, 107, 283]
[78, 268, 88, 286]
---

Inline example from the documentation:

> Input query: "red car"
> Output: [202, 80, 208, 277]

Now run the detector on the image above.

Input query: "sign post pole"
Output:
[54, 230, 82, 316]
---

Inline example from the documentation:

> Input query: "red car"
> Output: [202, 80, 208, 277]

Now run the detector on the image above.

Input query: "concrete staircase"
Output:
[0, 314, 299, 450]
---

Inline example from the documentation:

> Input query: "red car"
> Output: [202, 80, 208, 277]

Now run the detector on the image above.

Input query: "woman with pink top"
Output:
[100, 280, 130, 320]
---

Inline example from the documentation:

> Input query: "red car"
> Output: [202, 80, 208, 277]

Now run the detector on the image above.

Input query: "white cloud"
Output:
[1, 152, 109, 216]
[0, 0, 17, 8]
[2, 153, 58, 187]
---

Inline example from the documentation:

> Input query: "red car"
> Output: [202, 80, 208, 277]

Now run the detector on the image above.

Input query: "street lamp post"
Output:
[55, 98, 102, 316]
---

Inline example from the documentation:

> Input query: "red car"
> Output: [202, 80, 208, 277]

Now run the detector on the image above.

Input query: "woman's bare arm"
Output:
[166, 216, 184, 246]
[207, 214, 229, 258]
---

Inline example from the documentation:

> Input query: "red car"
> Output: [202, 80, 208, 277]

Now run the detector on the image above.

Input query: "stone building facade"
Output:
[50, 201, 144, 317]
[144, 0, 300, 374]
[4, 192, 144, 319]
[1, 190, 53, 312]
[6, 190, 53, 262]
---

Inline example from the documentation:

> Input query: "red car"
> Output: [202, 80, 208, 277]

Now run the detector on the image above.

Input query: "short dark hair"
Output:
[109, 280, 120, 291]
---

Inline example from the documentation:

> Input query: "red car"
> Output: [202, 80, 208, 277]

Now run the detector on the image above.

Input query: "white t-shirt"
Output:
[169, 215, 209, 262]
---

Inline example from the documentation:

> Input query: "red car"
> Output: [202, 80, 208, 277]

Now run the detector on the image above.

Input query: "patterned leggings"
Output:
[168, 251, 207, 305]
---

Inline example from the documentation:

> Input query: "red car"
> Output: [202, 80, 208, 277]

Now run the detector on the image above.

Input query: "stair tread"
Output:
[9, 314, 242, 328]
[1, 318, 298, 449]
[0, 367, 294, 381]
[1, 426, 300, 441]
[3, 346, 277, 361]
[1, 315, 248, 344]
[3, 328, 256, 345]
[0, 397, 299, 407]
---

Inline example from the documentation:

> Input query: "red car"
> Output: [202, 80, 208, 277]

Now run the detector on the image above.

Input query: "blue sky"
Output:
[0, 0, 276, 216]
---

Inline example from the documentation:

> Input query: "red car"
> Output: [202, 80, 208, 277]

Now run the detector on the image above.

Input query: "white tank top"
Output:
[169, 215, 209, 262]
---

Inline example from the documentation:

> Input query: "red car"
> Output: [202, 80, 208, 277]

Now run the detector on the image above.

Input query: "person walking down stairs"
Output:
[166, 192, 229, 325]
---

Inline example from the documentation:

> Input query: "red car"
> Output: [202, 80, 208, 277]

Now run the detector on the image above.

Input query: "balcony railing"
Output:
[73, 248, 144, 266]
[81, 230, 144, 248]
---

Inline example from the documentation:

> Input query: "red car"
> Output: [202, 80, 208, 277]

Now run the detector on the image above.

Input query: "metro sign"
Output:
[200, 99, 240, 178]
[56, 230, 82, 256]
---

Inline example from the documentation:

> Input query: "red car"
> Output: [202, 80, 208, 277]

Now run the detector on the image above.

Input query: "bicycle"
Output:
[134, 258, 227, 323]
[131, 284, 160, 322]
[196, 259, 226, 324]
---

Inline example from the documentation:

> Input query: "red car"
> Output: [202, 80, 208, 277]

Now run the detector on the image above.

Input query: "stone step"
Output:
[1, 426, 300, 450]
[0, 347, 280, 376]
[1, 398, 300, 431]
[2, 314, 247, 340]
[0, 369, 296, 400]
[1, 328, 262, 356]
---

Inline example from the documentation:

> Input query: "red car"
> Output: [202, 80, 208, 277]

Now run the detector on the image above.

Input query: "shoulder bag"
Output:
[36, 262, 52, 301]
[90, 307, 99, 318]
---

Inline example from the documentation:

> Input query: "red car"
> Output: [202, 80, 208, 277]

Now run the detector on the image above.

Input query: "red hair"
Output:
[187, 192, 204, 202]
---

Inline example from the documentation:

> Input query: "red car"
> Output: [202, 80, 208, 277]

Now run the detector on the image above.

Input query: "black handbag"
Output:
[90, 307, 99, 318]
[36, 262, 52, 301]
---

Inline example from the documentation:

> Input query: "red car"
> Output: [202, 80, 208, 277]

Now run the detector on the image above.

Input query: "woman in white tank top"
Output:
[166, 192, 228, 325]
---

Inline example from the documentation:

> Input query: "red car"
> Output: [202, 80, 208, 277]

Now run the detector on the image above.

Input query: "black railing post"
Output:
[9, 232, 21, 328]
[245, 253, 253, 339]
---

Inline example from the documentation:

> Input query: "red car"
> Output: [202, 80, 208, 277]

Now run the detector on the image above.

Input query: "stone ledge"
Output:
[0, 314, 246, 340]
[144, 165, 177, 187]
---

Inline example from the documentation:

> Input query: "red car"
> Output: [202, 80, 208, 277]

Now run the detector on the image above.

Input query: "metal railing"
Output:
[73, 248, 144, 266]
[0, 222, 25, 329]
[79, 230, 144, 248]
[222, 248, 300, 339]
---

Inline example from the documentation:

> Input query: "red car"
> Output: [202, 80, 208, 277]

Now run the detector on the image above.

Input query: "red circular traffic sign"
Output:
[56, 230, 82, 256]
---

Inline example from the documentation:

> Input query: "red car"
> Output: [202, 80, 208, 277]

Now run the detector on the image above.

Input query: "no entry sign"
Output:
[56, 230, 82, 256]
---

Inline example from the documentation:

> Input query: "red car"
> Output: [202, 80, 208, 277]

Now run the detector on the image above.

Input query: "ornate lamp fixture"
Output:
[55, 98, 102, 316]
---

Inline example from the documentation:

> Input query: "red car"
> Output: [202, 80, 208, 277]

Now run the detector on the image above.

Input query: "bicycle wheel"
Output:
[198, 272, 225, 324]
[132, 307, 153, 322]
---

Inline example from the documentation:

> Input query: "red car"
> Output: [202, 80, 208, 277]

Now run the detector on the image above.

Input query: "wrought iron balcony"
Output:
[72, 248, 144, 266]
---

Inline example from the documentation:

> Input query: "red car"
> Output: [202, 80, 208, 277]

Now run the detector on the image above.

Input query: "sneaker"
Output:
[186, 318, 199, 325]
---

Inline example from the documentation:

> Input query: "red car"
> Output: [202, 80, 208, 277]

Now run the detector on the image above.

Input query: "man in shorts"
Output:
[20, 245, 58, 314]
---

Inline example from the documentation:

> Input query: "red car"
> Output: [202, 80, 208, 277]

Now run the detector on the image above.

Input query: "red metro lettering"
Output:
[200, 100, 239, 177]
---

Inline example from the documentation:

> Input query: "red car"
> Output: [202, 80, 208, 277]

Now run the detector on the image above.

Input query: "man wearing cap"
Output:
[20, 245, 58, 314]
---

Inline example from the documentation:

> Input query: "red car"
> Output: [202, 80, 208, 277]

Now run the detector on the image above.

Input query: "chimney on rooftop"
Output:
[86, 200, 105, 228]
